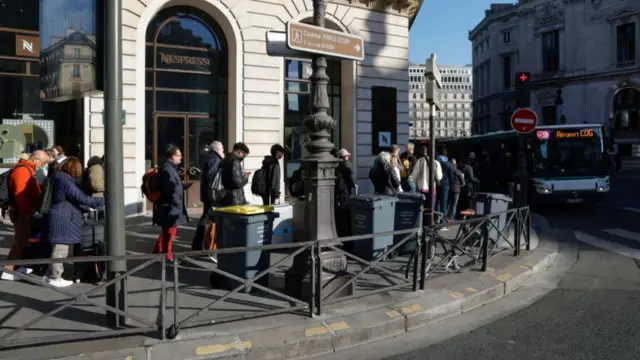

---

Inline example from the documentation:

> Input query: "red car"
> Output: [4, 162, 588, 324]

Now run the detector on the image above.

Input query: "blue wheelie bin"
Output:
[210, 205, 279, 293]
[392, 192, 425, 257]
[346, 195, 398, 261]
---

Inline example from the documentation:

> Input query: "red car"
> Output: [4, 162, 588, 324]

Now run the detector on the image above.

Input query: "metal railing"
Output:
[0, 205, 530, 349]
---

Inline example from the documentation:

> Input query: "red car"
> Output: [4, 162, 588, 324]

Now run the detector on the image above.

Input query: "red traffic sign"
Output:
[511, 108, 538, 133]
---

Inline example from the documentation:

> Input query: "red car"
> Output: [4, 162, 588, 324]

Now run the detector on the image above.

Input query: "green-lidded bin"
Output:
[211, 205, 279, 293]
[472, 193, 513, 248]
[346, 195, 398, 261]
[394, 192, 425, 255]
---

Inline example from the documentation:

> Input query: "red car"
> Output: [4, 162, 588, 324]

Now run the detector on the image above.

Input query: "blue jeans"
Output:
[437, 186, 449, 217]
[402, 179, 416, 193]
[447, 192, 460, 219]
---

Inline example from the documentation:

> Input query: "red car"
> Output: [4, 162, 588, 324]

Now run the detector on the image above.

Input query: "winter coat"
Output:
[410, 157, 442, 192]
[200, 151, 222, 204]
[220, 153, 248, 206]
[45, 170, 104, 245]
[461, 163, 479, 195]
[262, 155, 281, 200]
[369, 162, 401, 196]
[451, 165, 466, 194]
[437, 155, 454, 189]
[153, 160, 188, 227]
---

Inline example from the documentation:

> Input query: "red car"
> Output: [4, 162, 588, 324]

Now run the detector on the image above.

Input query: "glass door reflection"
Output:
[186, 116, 217, 209]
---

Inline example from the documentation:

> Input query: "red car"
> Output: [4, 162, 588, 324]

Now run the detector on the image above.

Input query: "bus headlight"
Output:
[535, 182, 552, 194]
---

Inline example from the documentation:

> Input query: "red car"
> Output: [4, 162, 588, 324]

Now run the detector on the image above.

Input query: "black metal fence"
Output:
[0, 206, 530, 349]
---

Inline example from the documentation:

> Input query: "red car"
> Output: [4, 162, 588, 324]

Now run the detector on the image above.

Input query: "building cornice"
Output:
[327, 0, 421, 28]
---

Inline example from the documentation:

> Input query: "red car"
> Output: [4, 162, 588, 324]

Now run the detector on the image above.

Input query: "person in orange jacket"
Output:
[2, 150, 49, 280]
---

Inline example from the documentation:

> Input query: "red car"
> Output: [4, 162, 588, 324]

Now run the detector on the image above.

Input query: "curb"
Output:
[51, 242, 559, 360]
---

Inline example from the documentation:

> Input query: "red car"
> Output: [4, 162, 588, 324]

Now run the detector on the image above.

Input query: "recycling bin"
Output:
[472, 193, 513, 248]
[393, 193, 425, 256]
[211, 205, 279, 293]
[346, 195, 398, 261]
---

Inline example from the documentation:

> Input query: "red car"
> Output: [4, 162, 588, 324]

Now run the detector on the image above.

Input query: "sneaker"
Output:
[44, 276, 73, 288]
[440, 227, 450, 232]
[17, 267, 33, 275]
[1, 272, 14, 281]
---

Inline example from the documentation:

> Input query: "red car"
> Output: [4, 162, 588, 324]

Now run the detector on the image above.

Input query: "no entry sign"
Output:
[511, 108, 538, 133]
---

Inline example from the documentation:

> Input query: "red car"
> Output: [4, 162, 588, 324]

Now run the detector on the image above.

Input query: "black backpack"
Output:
[251, 166, 269, 196]
[289, 168, 304, 198]
[0, 165, 33, 210]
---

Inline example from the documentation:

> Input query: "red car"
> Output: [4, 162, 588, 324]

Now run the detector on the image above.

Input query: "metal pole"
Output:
[104, 0, 127, 327]
[428, 102, 435, 225]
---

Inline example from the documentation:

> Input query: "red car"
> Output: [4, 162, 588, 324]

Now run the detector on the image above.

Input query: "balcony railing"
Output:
[616, 60, 636, 69]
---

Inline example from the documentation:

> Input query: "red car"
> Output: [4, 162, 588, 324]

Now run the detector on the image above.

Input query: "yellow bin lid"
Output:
[212, 205, 274, 215]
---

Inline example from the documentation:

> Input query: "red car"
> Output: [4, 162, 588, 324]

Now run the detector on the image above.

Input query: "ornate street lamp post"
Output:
[285, 0, 351, 302]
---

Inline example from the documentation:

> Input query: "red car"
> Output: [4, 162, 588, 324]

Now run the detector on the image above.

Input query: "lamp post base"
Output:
[284, 249, 353, 302]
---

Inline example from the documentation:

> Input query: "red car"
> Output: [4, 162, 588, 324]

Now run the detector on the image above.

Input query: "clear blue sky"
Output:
[409, 1, 494, 66]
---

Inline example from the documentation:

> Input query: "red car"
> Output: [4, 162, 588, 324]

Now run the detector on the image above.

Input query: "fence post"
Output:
[525, 207, 531, 251]
[309, 243, 316, 318]
[514, 209, 522, 257]
[481, 220, 489, 272]
[412, 228, 421, 291]
[315, 241, 323, 316]
[419, 228, 428, 290]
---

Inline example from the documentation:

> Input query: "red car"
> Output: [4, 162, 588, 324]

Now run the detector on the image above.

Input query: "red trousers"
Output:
[154, 226, 177, 260]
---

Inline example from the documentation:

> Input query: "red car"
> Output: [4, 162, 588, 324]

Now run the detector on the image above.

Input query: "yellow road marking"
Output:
[465, 287, 477, 293]
[495, 273, 513, 281]
[385, 310, 401, 318]
[448, 292, 464, 299]
[400, 304, 422, 313]
[195, 340, 251, 355]
[305, 326, 329, 337]
[329, 321, 350, 331]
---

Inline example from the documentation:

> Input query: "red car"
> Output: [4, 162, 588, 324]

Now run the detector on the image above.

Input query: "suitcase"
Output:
[74, 208, 106, 283]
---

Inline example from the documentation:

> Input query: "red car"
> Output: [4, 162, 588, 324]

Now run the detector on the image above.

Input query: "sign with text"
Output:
[511, 108, 538, 133]
[156, 48, 214, 72]
[554, 128, 596, 139]
[15, 35, 40, 57]
[286, 22, 365, 61]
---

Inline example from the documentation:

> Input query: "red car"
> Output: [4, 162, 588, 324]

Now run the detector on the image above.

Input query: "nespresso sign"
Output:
[159, 53, 210, 66]
[155, 48, 214, 72]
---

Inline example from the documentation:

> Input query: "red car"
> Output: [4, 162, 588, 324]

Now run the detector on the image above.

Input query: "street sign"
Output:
[511, 108, 538, 133]
[265, 30, 309, 58]
[286, 22, 365, 61]
[378, 131, 391, 147]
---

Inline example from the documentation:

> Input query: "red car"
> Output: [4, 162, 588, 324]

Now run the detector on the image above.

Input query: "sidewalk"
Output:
[0, 215, 557, 360]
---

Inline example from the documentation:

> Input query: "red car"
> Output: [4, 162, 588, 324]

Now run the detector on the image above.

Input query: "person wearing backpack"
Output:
[191, 141, 224, 252]
[153, 145, 192, 261]
[400, 143, 417, 193]
[220, 142, 251, 206]
[83, 156, 105, 197]
[1, 150, 49, 281]
[255, 144, 284, 205]
[335, 149, 356, 239]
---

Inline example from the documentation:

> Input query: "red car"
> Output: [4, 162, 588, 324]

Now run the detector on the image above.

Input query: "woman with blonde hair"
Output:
[368, 151, 401, 195]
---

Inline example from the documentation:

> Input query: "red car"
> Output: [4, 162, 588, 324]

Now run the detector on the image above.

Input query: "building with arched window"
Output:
[0, 0, 423, 215]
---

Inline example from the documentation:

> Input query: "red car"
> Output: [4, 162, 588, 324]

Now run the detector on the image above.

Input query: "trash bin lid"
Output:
[475, 192, 512, 203]
[212, 205, 274, 215]
[397, 193, 425, 202]
[346, 194, 398, 207]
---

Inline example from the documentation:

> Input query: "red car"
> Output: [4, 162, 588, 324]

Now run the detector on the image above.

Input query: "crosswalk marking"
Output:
[601, 228, 640, 243]
[574, 231, 640, 260]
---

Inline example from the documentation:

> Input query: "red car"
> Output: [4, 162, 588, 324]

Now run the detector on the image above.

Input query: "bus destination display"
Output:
[536, 128, 596, 140]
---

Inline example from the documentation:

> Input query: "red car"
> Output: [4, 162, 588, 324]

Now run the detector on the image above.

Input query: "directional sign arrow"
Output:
[355, 44, 361, 52]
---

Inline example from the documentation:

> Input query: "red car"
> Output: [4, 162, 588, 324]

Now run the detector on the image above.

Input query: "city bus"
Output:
[436, 124, 610, 205]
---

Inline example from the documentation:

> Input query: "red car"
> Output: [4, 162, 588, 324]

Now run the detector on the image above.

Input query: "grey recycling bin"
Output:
[393, 193, 425, 256]
[472, 193, 512, 248]
[346, 195, 398, 261]
[211, 206, 279, 293]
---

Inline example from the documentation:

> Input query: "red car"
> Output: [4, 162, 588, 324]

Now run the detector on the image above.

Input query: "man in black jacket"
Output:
[220, 142, 250, 206]
[191, 141, 224, 250]
[261, 144, 284, 205]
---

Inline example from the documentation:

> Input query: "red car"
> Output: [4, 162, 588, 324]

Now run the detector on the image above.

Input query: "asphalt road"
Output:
[314, 172, 640, 360]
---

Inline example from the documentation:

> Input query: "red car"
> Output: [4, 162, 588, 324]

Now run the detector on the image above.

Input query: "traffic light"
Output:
[515, 72, 530, 107]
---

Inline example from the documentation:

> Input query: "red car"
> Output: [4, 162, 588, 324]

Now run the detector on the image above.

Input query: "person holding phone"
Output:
[219, 142, 251, 206]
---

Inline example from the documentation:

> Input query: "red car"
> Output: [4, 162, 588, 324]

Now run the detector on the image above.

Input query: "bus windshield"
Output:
[531, 127, 605, 177]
